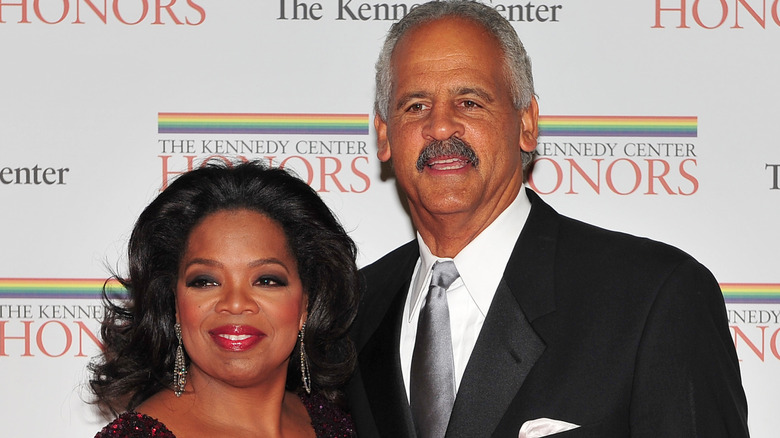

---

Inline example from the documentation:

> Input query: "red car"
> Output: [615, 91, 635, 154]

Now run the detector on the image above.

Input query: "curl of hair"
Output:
[374, 0, 537, 172]
[89, 160, 360, 414]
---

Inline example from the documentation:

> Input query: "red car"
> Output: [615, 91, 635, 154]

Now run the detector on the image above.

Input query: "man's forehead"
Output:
[395, 16, 495, 50]
[388, 19, 506, 97]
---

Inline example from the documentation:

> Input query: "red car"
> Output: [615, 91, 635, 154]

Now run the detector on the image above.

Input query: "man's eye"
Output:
[463, 100, 479, 108]
[408, 103, 426, 112]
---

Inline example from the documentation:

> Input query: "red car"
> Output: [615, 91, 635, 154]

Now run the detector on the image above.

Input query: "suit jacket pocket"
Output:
[541, 414, 627, 437]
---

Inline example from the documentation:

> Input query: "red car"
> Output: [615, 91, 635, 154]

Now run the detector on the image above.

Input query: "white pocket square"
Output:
[518, 418, 580, 438]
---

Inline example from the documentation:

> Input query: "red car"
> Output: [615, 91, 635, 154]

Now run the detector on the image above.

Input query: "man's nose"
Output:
[422, 104, 465, 141]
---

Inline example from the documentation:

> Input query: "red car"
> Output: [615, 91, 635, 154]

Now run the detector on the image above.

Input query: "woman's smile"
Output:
[209, 324, 266, 352]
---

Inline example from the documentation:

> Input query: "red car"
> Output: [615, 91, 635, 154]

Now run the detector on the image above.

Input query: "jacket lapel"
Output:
[446, 188, 560, 437]
[446, 279, 545, 438]
[359, 289, 416, 437]
[355, 242, 419, 437]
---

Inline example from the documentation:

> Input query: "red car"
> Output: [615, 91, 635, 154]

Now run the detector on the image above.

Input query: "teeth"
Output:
[428, 157, 469, 169]
[219, 334, 252, 341]
[432, 157, 460, 164]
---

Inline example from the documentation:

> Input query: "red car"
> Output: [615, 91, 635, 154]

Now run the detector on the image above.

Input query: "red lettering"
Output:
[654, 0, 690, 28]
[692, 0, 729, 28]
[565, 158, 601, 194]
[733, 0, 766, 28]
[530, 158, 699, 196]
[160, 154, 372, 194]
[279, 156, 314, 186]
[655, 0, 778, 28]
[2, 0, 204, 23]
[731, 325, 766, 361]
[646, 159, 675, 195]
[34, 0, 68, 24]
[0, 320, 104, 357]
[350, 156, 370, 193]
[159, 154, 196, 190]
[771, 327, 780, 359]
[678, 159, 699, 195]
[0, 319, 103, 357]
[113, 0, 148, 25]
[74, 320, 103, 356]
[74, 0, 107, 23]
[185, 0, 203, 25]
[0, 0, 31, 23]
[153, 0, 182, 25]
[527, 157, 563, 195]
[0, 320, 34, 356]
[773, 0, 780, 24]
[317, 156, 348, 193]
[606, 159, 642, 195]
[36, 320, 72, 357]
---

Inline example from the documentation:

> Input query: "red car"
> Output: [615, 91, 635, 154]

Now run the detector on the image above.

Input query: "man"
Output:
[346, 1, 749, 437]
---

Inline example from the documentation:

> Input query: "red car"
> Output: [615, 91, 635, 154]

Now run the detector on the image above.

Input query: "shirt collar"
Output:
[409, 187, 532, 319]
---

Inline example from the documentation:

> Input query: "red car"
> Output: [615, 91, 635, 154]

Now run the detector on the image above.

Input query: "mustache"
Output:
[415, 137, 479, 172]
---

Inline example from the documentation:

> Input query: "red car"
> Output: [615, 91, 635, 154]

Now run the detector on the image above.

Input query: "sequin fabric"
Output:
[300, 392, 356, 438]
[94, 392, 355, 438]
[94, 412, 175, 438]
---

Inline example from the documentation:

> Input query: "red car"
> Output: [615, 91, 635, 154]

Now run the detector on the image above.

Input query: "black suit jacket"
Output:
[346, 189, 749, 437]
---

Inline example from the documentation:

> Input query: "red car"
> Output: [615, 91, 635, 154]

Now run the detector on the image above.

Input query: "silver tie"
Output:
[410, 260, 460, 438]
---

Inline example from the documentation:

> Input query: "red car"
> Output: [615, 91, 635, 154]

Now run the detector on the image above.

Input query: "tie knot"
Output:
[431, 260, 460, 290]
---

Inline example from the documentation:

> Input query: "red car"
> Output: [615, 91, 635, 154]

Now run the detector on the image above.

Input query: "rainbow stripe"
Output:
[158, 113, 369, 135]
[0, 278, 126, 300]
[158, 113, 695, 137]
[539, 116, 697, 137]
[721, 283, 780, 305]
[2, 279, 777, 303]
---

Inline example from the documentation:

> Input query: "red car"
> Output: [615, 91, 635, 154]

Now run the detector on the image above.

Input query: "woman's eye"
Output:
[186, 277, 218, 288]
[256, 276, 287, 287]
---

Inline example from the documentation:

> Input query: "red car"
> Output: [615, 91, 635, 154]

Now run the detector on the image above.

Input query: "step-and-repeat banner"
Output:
[1, 1, 778, 436]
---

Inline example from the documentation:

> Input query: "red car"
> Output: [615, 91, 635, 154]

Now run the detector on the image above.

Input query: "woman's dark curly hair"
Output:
[89, 160, 360, 414]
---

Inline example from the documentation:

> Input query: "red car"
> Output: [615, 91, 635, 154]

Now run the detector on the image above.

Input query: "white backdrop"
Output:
[1, 1, 778, 436]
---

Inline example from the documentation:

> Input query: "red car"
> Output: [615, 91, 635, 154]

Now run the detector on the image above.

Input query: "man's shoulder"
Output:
[360, 240, 418, 279]
[527, 189, 694, 266]
[558, 213, 693, 266]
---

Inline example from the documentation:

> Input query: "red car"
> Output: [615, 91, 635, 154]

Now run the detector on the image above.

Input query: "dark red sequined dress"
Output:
[94, 393, 355, 438]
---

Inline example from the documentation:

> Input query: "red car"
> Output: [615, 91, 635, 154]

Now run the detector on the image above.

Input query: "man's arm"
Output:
[629, 259, 749, 437]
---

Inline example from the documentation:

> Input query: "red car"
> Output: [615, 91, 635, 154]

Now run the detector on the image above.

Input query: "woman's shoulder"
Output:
[300, 392, 356, 438]
[94, 411, 176, 438]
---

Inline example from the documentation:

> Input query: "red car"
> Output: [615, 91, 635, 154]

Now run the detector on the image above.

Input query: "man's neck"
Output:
[412, 203, 512, 258]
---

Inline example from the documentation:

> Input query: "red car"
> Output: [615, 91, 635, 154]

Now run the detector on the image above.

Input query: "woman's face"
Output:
[175, 209, 307, 390]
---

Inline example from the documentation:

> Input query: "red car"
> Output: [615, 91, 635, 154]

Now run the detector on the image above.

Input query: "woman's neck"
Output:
[136, 372, 313, 438]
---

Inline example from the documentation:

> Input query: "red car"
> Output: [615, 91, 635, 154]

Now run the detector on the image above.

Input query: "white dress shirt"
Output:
[400, 188, 532, 400]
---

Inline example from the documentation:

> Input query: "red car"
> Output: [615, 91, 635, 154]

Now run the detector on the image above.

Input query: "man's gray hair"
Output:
[374, 0, 535, 120]
[374, 0, 537, 170]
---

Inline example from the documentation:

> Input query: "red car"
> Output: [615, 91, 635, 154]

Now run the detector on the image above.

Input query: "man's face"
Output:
[376, 17, 538, 226]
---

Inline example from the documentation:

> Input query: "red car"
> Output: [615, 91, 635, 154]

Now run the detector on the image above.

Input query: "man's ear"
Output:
[519, 96, 539, 153]
[375, 115, 391, 162]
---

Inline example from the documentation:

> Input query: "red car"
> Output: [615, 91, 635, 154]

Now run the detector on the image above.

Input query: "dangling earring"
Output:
[173, 322, 187, 397]
[299, 322, 311, 394]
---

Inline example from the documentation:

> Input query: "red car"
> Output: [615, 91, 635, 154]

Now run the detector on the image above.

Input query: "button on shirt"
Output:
[400, 189, 532, 399]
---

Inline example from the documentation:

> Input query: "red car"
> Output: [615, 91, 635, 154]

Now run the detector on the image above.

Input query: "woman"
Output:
[90, 161, 359, 437]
